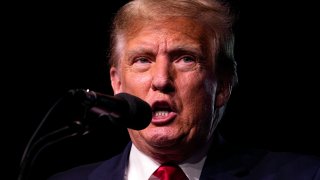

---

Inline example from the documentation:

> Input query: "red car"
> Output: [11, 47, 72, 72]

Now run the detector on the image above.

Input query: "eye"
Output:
[175, 55, 198, 71]
[132, 56, 152, 72]
[181, 56, 196, 63]
[135, 57, 151, 64]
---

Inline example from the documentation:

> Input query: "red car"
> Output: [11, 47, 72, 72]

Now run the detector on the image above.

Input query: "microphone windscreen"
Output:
[115, 93, 152, 130]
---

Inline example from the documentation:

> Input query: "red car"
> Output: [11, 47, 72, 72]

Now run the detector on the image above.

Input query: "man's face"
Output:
[110, 17, 226, 163]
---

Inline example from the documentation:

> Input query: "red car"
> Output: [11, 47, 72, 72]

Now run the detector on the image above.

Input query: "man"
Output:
[49, 0, 320, 179]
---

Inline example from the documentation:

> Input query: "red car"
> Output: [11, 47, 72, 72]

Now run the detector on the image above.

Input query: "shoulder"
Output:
[47, 161, 103, 180]
[252, 151, 320, 179]
[48, 142, 132, 180]
[203, 139, 320, 179]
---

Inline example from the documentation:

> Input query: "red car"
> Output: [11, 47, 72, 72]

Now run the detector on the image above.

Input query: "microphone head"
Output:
[114, 93, 152, 130]
[69, 89, 152, 130]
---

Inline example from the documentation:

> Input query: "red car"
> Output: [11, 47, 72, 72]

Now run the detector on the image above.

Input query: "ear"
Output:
[215, 82, 231, 108]
[110, 66, 122, 94]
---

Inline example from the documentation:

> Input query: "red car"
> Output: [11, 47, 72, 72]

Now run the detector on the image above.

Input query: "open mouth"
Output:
[151, 101, 177, 125]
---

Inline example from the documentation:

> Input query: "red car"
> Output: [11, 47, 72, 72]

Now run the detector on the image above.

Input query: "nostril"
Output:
[151, 77, 175, 92]
[151, 81, 175, 93]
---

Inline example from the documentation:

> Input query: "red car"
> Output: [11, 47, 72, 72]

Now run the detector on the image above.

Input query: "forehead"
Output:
[122, 17, 211, 52]
[129, 17, 207, 40]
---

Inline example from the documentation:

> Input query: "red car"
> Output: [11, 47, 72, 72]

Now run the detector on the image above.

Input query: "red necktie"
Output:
[151, 164, 188, 180]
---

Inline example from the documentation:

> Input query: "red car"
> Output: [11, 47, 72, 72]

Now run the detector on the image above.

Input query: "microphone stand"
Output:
[17, 93, 92, 180]
[17, 89, 141, 180]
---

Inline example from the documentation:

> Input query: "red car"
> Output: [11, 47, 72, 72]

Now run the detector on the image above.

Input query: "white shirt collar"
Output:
[126, 144, 160, 180]
[126, 143, 209, 180]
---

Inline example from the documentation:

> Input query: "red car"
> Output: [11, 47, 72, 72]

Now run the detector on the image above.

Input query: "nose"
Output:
[151, 59, 175, 93]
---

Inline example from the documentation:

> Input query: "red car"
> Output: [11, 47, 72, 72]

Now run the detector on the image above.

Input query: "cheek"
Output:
[122, 71, 152, 95]
[177, 73, 215, 99]
[177, 73, 216, 122]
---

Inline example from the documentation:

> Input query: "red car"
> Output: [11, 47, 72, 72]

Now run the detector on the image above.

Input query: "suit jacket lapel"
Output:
[89, 143, 132, 180]
[200, 133, 267, 179]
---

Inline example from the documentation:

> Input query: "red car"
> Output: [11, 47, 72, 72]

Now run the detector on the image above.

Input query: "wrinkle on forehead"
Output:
[130, 18, 211, 53]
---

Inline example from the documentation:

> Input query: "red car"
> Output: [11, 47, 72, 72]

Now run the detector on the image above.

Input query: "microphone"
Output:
[69, 89, 152, 130]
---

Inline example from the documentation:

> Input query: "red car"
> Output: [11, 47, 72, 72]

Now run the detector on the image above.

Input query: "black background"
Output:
[4, 1, 320, 179]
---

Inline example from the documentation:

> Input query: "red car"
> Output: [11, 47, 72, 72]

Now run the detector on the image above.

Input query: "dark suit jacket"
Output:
[48, 135, 320, 180]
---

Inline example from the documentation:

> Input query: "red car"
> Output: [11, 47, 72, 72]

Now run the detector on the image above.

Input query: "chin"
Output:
[146, 129, 186, 149]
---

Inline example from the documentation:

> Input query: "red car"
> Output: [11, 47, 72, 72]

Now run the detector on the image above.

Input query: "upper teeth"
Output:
[155, 111, 169, 117]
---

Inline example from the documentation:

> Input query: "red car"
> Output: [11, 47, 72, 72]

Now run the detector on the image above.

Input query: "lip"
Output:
[152, 111, 177, 125]
[151, 100, 177, 126]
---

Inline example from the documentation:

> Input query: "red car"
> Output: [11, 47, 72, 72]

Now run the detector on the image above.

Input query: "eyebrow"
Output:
[127, 44, 203, 57]
[171, 45, 203, 55]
